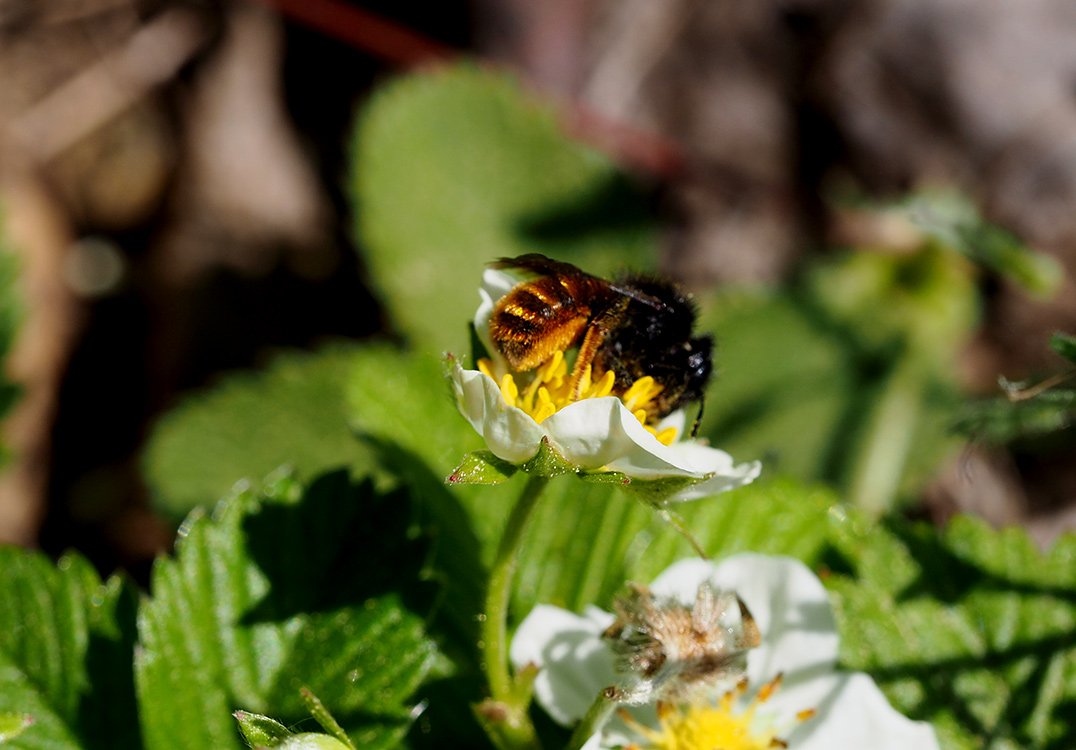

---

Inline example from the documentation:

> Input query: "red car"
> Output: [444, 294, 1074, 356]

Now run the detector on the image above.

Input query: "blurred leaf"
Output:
[834, 516, 1076, 750]
[0, 215, 23, 463]
[0, 548, 140, 749]
[696, 288, 963, 511]
[804, 244, 978, 364]
[1050, 332, 1076, 364]
[135, 471, 440, 750]
[956, 390, 1076, 445]
[901, 190, 1064, 297]
[352, 63, 656, 352]
[143, 344, 374, 520]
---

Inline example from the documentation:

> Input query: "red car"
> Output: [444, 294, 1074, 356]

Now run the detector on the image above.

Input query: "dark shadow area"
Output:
[239, 469, 437, 623]
[76, 577, 142, 750]
[514, 172, 656, 253]
[884, 519, 1076, 605]
[356, 432, 487, 653]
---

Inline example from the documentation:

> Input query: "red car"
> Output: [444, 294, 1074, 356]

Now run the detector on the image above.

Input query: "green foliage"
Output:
[351, 64, 656, 353]
[0, 548, 140, 749]
[956, 332, 1076, 447]
[1050, 332, 1076, 364]
[833, 516, 1076, 749]
[135, 471, 440, 750]
[0, 214, 23, 463]
[697, 278, 967, 515]
[143, 345, 374, 519]
[899, 190, 1064, 297]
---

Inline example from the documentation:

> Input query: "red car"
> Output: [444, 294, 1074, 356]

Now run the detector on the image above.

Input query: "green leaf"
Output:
[143, 344, 374, 519]
[0, 214, 23, 464]
[0, 713, 32, 743]
[135, 471, 440, 750]
[697, 288, 964, 511]
[833, 516, 1076, 749]
[510, 477, 845, 617]
[352, 63, 656, 352]
[0, 548, 140, 750]
[1050, 332, 1076, 364]
[901, 190, 1064, 297]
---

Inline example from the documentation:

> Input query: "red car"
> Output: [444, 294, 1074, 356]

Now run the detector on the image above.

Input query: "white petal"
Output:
[779, 672, 940, 750]
[542, 397, 758, 486]
[664, 457, 762, 502]
[650, 554, 839, 683]
[449, 362, 545, 463]
[474, 268, 518, 360]
[510, 605, 616, 726]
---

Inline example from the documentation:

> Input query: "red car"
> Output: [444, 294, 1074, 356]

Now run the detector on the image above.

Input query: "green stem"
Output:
[848, 359, 923, 517]
[566, 687, 620, 750]
[480, 474, 549, 749]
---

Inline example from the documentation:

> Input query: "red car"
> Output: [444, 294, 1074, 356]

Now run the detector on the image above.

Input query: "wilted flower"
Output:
[447, 268, 760, 502]
[511, 554, 940, 750]
[601, 581, 759, 704]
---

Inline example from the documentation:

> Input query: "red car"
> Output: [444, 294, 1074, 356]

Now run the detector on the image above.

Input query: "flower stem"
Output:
[481, 474, 549, 749]
[566, 687, 620, 750]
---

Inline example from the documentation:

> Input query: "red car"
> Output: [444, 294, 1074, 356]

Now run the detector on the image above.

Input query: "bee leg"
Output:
[690, 394, 706, 439]
[567, 323, 608, 401]
[568, 298, 629, 400]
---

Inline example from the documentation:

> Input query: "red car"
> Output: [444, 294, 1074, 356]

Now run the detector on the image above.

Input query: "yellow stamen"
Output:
[479, 350, 677, 439]
[622, 676, 813, 750]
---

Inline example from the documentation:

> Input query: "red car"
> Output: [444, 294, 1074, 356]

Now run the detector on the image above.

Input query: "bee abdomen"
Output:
[490, 278, 594, 370]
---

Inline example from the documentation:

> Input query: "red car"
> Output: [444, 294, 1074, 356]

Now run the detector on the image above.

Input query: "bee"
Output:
[488, 254, 713, 426]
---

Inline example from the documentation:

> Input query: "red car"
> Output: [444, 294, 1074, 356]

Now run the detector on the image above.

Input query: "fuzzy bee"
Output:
[488, 254, 713, 425]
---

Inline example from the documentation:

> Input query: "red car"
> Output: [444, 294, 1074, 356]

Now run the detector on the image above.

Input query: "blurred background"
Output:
[0, 0, 1074, 581]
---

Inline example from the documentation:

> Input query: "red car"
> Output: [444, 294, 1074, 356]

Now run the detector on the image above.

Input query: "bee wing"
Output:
[608, 282, 667, 310]
[489, 253, 593, 279]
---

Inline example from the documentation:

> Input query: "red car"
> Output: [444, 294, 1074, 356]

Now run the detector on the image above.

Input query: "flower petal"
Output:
[474, 268, 519, 360]
[778, 672, 940, 750]
[544, 397, 758, 483]
[510, 605, 616, 725]
[449, 361, 545, 463]
[649, 554, 839, 683]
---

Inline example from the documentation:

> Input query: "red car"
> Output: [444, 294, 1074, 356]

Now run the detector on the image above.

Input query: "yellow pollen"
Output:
[621, 675, 811, 750]
[478, 349, 675, 442]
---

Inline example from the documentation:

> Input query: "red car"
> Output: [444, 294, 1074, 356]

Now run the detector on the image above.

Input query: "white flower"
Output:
[510, 554, 940, 750]
[448, 269, 760, 501]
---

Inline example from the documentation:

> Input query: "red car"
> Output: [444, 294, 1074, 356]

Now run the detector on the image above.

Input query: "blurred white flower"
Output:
[447, 269, 760, 502]
[511, 554, 940, 750]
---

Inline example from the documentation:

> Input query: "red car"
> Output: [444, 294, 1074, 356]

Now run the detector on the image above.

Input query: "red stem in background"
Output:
[248, 0, 686, 178]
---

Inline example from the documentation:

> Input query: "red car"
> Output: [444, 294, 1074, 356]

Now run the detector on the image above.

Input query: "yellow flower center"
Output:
[477, 350, 678, 445]
[622, 676, 815, 750]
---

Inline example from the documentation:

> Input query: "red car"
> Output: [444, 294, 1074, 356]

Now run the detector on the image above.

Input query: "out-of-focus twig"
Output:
[250, 0, 453, 66]
[5, 7, 211, 162]
[247, 0, 689, 178]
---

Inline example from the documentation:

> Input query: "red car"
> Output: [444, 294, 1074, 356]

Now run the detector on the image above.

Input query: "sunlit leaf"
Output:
[352, 64, 656, 352]
[135, 471, 440, 750]
[0, 548, 139, 749]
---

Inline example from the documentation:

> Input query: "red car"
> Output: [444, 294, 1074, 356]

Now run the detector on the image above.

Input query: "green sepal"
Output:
[234, 711, 292, 747]
[0, 713, 32, 742]
[446, 450, 518, 485]
[300, 688, 355, 750]
[468, 322, 491, 369]
[1050, 331, 1076, 363]
[519, 437, 577, 477]
[579, 469, 711, 506]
